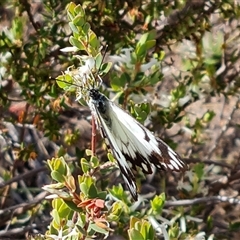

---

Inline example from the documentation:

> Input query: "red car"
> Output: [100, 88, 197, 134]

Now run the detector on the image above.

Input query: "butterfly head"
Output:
[89, 89, 108, 114]
[89, 88, 101, 100]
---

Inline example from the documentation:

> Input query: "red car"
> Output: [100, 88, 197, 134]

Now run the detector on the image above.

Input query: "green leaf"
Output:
[145, 40, 156, 50]
[203, 110, 216, 123]
[111, 73, 130, 90]
[83, 175, 95, 188]
[12, 17, 24, 39]
[51, 209, 61, 228]
[169, 222, 180, 238]
[136, 44, 147, 59]
[90, 156, 99, 168]
[136, 111, 148, 123]
[85, 149, 93, 156]
[73, 15, 85, 27]
[128, 229, 144, 240]
[146, 29, 157, 40]
[150, 193, 165, 215]
[137, 30, 156, 47]
[67, 11, 75, 22]
[57, 146, 67, 157]
[107, 152, 115, 162]
[194, 163, 205, 180]
[97, 191, 107, 200]
[89, 31, 100, 49]
[88, 222, 109, 235]
[146, 222, 155, 240]
[82, 22, 90, 35]
[56, 74, 73, 89]
[133, 72, 144, 84]
[77, 213, 87, 228]
[69, 22, 79, 34]
[51, 170, 65, 183]
[136, 30, 156, 57]
[171, 84, 186, 100]
[54, 158, 67, 175]
[141, 102, 151, 114]
[108, 202, 123, 221]
[81, 158, 90, 173]
[69, 36, 85, 50]
[136, 40, 156, 58]
[88, 184, 98, 198]
[159, 50, 165, 60]
[67, 2, 77, 17]
[52, 198, 62, 211]
[95, 53, 103, 70]
[145, 70, 162, 85]
[139, 220, 154, 240]
[80, 182, 89, 196]
[74, 4, 85, 16]
[58, 201, 72, 218]
[108, 184, 129, 201]
[63, 199, 82, 212]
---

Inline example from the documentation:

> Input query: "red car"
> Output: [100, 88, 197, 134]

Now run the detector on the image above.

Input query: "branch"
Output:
[0, 166, 47, 189]
[165, 195, 240, 207]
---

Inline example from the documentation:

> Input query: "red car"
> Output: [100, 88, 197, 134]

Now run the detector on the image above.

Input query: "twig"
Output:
[165, 195, 240, 207]
[0, 166, 47, 189]
[0, 223, 47, 237]
[0, 191, 48, 216]
[19, 0, 40, 32]
[18, 178, 34, 202]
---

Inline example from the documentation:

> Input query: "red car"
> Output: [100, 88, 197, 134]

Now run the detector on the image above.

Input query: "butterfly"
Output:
[57, 55, 187, 200]
[88, 88, 187, 200]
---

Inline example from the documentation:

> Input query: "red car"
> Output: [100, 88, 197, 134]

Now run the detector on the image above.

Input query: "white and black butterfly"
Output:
[88, 88, 187, 200]
[58, 55, 187, 200]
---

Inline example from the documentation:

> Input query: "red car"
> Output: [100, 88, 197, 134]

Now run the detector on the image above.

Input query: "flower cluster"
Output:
[60, 53, 101, 102]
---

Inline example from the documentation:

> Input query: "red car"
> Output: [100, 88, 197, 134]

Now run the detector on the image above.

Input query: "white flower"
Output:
[60, 46, 79, 52]
[110, 48, 159, 72]
[140, 58, 158, 72]
[109, 48, 133, 71]
[46, 227, 78, 240]
[77, 56, 95, 78]
[62, 56, 98, 102]
[80, 57, 95, 82]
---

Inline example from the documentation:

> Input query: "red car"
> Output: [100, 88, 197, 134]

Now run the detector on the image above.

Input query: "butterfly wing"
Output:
[89, 92, 187, 200]
[91, 101, 139, 200]
[104, 100, 187, 172]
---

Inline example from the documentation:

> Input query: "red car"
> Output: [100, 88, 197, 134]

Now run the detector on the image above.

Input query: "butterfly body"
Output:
[88, 88, 187, 200]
